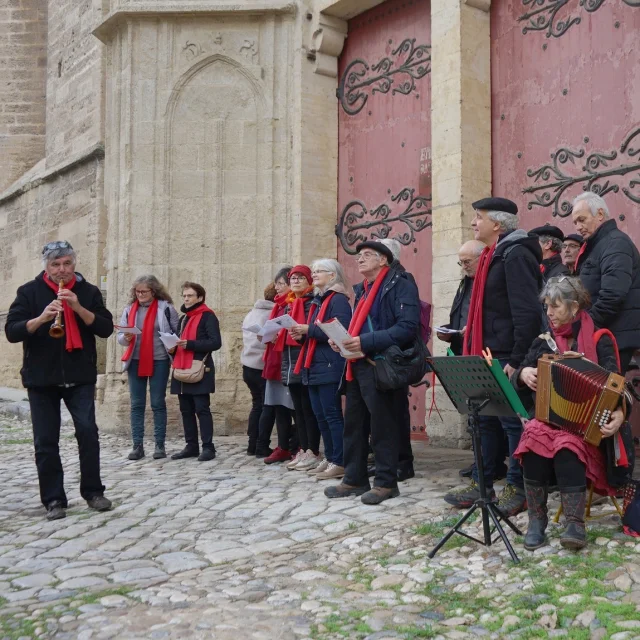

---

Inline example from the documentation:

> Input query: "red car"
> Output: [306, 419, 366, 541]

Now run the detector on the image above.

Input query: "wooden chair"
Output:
[552, 484, 623, 523]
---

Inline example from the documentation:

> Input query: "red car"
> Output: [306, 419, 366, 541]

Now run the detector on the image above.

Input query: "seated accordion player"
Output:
[509, 276, 634, 552]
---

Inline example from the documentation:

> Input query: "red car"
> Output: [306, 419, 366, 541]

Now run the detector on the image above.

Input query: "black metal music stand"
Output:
[426, 356, 525, 563]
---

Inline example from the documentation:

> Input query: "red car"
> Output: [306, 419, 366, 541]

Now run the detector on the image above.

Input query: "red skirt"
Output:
[514, 418, 614, 496]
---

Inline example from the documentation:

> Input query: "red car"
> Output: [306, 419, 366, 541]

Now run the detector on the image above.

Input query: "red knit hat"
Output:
[288, 265, 312, 283]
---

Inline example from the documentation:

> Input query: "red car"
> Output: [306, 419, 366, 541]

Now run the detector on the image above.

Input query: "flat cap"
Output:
[355, 240, 395, 264]
[530, 225, 564, 242]
[564, 233, 584, 245]
[471, 197, 518, 216]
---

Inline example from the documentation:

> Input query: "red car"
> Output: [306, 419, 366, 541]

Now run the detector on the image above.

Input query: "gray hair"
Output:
[127, 274, 174, 304]
[540, 275, 590, 310]
[572, 191, 610, 218]
[379, 238, 402, 262]
[41, 240, 76, 267]
[487, 210, 519, 233]
[311, 258, 350, 295]
[538, 235, 563, 253]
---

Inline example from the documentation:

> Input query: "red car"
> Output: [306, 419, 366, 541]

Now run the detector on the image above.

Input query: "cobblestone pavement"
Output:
[1, 416, 639, 640]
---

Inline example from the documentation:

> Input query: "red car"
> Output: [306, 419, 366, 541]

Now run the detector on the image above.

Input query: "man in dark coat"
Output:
[5, 241, 114, 521]
[572, 191, 640, 373]
[530, 224, 569, 283]
[324, 240, 420, 505]
[444, 198, 543, 516]
[562, 233, 583, 274]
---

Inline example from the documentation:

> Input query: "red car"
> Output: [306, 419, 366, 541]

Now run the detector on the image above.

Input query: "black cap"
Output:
[564, 233, 584, 245]
[355, 241, 395, 264]
[471, 197, 518, 216]
[530, 225, 564, 242]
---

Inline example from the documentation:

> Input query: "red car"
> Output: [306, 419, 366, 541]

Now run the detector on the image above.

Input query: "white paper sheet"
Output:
[245, 324, 262, 334]
[315, 318, 364, 360]
[434, 326, 462, 335]
[115, 325, 142, 335]
[158, 332, 180, 350]
[257, 314, 299, 342]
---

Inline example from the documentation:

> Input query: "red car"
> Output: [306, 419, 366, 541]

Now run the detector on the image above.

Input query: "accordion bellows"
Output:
[535, 355, 625, 446]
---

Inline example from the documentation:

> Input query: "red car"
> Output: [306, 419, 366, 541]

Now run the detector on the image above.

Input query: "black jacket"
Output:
[281, 293, 314, 386]
[576, 219, 640, 351]
[445, 276, 473, 355]
[301, 290, 352, 387]
[5, 272, 113, 388]
[353, 262, 420, 356]
[542, 253, 569, 283]
[467, 229, 543, 368]
[170, 304, 222, 395]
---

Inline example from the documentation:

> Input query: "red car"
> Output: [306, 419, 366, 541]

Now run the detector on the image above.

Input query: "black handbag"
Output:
[599, 421, 635, 489]
[373, 336, 431, 392]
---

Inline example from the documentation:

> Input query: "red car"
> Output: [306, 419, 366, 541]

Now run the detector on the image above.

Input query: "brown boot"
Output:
[361, 486, 400, 505]
[560, 487, 587, 550]
[523, 479, 548, 551]
[324, 483, 369, 499]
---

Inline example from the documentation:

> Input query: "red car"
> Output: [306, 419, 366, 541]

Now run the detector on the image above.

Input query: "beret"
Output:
[530, 225, 564, 242]
[355, 241, 395, 264]
[471, 197, 518, 216]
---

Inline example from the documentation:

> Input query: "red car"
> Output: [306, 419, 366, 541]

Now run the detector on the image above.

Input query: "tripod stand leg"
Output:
[492, 504, 523, 536]
[428, 504, 478, 559]
[486, 504, 520, 563]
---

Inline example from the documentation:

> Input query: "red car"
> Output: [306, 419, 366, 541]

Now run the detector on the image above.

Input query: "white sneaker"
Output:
[315, 463, 345, 480]
[308, 459, 329, 475]
[286, 450, 305, 470]
[295, 450, 322, 471]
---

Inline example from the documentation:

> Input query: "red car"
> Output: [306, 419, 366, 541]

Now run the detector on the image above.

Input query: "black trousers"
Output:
[262, 405, 296, 452]
[288, 383, 320, 454]
[397, 390, 414, 471]
[522, 450, 586, 490]
[28, 384, 105, 508]
[242, 366, 265, 446]
[178, 394, 214, 449]
[343, 361, 405, 489]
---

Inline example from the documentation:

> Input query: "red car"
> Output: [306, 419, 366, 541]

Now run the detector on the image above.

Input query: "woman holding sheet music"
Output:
[117, 275, 179, 461]
[289, 259, 352, 480]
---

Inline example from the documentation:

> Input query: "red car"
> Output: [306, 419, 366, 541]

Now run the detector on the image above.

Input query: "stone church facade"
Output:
[1, 0, 639, 445]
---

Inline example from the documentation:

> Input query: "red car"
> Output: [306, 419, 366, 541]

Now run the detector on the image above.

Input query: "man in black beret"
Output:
[530, 224, 569, 282]
[444, 197, 543, 517]
[562, 233, 584, 274]
[324, 240, 420, 505]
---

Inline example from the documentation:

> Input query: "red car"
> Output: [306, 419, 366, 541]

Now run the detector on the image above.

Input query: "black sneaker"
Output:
[153, 444, 167, 459]
[46, 501, 66, 521]
[86, 495, 112, 512]
[397, 466, 415, 482]
[171, 446, 200, 460]
[128, 444, 144, 460]
[459, 463, 474, 478]
[443, 481, 496, 508]
[247, 442, 256, 456]
[255, 447, 273, 459]
[198, 448, 216, 462]
[496, 484, 527, 517]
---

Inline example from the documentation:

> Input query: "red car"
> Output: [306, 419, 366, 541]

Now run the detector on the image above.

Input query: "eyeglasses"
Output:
[311, 270, 331, 275]
[182, 293, 197, 298]
[355, 251, 380, 261]
[290, 276, 307, 283]
[562, 243, 580, 249]
[457, 259, 475, 267]
[42, 240, 72, 255]
[135, 289, 152, 295]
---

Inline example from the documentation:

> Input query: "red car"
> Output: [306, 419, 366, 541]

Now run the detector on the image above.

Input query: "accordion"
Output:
[535, 354, 625, 446]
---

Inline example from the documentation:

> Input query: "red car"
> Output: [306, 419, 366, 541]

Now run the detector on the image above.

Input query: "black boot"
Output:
[171, 445, 199, 460]
[246, 440, 257, 456]
[128, 444, 145, 460]
[560, 487, 587, 550]
[523, 479, 548, 551]
[198, 446, 216, 462]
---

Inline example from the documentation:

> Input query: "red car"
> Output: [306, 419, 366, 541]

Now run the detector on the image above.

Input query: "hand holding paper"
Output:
[159, 332, 180, 350]
[115, 325, 142, 335]
[315, 318, 364, 360]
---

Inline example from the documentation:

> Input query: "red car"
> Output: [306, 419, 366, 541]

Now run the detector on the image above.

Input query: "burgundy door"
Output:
[491, 1, 640, 452]
[336, 0, 432, 440]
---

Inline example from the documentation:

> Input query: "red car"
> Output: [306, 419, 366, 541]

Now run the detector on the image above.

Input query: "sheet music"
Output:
[315, 318, 364, 360]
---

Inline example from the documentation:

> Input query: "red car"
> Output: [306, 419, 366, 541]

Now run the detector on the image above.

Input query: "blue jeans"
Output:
[308, 383, 344, 466]
[128, 359, 171, 445]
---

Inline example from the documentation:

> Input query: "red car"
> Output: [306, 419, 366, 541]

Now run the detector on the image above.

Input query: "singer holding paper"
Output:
[118, 276, 179, 461]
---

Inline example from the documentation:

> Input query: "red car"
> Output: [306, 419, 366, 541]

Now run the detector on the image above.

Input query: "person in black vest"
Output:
[572, 191, 640, 373]
[5, 241, 114, 521]
[443, 198, 543, 516]
[562, 233, 583, 274]
[530, 225, 569, 283]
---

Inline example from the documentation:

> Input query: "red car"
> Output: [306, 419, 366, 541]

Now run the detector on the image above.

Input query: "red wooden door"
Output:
[336, 0, 432, 440]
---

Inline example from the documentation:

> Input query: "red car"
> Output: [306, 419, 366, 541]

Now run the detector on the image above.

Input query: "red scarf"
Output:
[293, 292, 336, 374]
[552, 310, 598, 363]
[43, 273, 83, 352]
[121, 299, 159, 376]
[463, 243, 496, 356]
[574, 241, 587, 271]
[345, 267, 389, 381]
[274, 288, 314, 351]
[173, 304, 214, 369]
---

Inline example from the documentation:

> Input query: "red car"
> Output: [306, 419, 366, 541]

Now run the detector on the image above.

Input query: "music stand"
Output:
[427, 356, 528, 563]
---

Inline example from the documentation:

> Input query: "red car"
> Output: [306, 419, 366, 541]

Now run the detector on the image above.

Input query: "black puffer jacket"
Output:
[466, 229, 544, 368]
[5, 272, 113, 388]
[542, 253, 569, 282]
[576, 219, 640, 351]
[170, 303, 222, 395]
[281, 293, 314, 386]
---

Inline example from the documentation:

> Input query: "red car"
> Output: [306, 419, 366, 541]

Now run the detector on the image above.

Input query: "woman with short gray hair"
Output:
[118, 275, 179, 461]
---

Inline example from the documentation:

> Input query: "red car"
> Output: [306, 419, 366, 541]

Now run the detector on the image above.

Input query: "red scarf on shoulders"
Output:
[43, 273, 83, 352]
[121, 299, 159, 377]
[274, 288, 314, 351]
[463, 244, 496, 356]
[173, 304, 214, 369]
[552, 310, 598, 363]
[262, 293, 288, 380]
[345, 267, 389, 381]
[294, 292, 336, 374]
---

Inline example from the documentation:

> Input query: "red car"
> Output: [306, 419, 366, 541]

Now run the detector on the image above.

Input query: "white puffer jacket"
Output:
[241, 300, 275, 370]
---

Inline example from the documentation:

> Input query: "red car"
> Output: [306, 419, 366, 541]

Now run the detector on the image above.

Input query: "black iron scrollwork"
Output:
[337, 38, 431, 116]
[522, 127, 640, 217]
[518, 0, 638, 39]
[335, 188, 432, 254]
